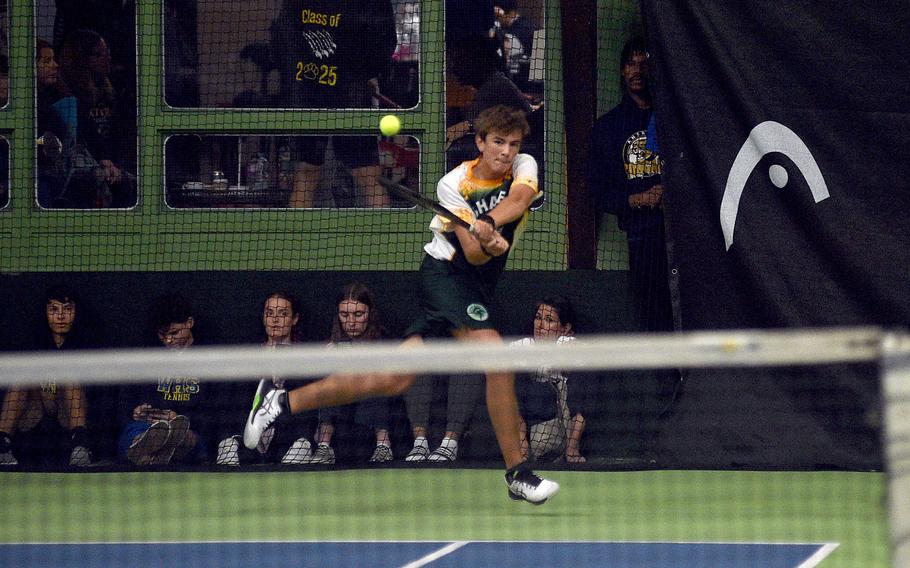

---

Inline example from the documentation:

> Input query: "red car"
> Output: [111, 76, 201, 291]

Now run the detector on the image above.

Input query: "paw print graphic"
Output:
[303, 63, 319, 81]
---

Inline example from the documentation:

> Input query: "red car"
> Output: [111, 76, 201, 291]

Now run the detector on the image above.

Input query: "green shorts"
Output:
[404, 255, 498, 338]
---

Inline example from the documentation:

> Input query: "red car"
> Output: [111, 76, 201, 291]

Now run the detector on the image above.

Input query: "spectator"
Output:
[588, 38, 680, 440]
[0, 53, 8, 108]
[57, 29, 136, 208]
[0, 285, 92, 467]
[307, 283, 396, 464]
[117, 295, 211, 466]
[511, 295, 594, 463]
[36, 39, 69, 208]
[444, 31, 543, 173]
[494, 1, 538, 86]
[494, 1, 536, 59]
[270, 0, 397, 208]
[215, 291, 317, 466]
[588, 36, 671, 333]
[402, 373, 483, 462]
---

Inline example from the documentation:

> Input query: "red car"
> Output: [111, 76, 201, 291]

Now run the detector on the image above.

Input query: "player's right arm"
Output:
[452, 225, 509, 265]
[436, 171, 508, 265]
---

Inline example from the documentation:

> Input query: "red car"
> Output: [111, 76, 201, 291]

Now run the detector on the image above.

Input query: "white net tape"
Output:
[0, 327, 884, 386]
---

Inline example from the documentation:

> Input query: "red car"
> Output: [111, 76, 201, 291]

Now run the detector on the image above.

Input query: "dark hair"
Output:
[149, 294, 193, 334]
[46, 284, 78, 305]
[58, 29, 113, 104]
[37, 38, 53, 59]
[496, 0, 519, 12]
[330, 282, 383, 343]
[536, 294, 575, 329]
[619, 36, 648, 71]
[475, 104, 530, 140]
[262, 290, 304, 343]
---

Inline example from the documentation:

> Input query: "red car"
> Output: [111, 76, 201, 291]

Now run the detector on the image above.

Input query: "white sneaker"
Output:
[243, 379, 287, 450]
[281, 438, 314, 464]
[216, 436, 241, 466]
[427, 438, 458, 462]
[404, 437, 430, 462]
[505, 464, 560, 505]
[69, 445, 92, 467]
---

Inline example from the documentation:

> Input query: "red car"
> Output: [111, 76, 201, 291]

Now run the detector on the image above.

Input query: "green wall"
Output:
[0, 1, 570, 272]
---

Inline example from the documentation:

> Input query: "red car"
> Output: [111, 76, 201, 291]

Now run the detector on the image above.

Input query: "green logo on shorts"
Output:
[466, 303, 489, 322]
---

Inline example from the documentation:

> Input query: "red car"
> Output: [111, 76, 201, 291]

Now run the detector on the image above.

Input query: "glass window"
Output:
[165, 134, 420, 209]
[445, 0, 545, 195]
[165, 0, 419, 110]
[0, 1, 8, 109]
[0, 136, 7, 208]
[35, 1, 137, 208]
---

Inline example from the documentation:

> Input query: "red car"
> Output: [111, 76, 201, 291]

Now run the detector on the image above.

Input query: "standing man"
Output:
[588, 36, 672, 333]
[588, 37, 680, 443]
[244, 105, 559, 504]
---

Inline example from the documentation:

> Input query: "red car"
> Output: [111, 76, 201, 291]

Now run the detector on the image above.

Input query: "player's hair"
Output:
[149, 293, 193, 334]
[261, 290, 304, 344]
[330, 282, 384, 343]
[474, 104, 530, 140]
[45, 284, 78, 306]
[536, 295, 576, 330]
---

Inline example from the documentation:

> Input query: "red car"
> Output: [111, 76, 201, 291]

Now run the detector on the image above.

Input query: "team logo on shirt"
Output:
[466, 303, 489, 322]
[622, 130, 660, 180]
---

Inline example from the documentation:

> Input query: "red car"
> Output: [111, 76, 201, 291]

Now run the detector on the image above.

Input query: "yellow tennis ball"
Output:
[380, 114, 401, 136]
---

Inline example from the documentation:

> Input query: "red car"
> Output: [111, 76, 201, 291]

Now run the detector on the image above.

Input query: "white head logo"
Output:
[720, 121, 829, 250]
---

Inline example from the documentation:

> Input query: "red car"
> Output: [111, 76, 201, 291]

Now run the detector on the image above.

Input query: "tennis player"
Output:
[244, 104, 559, 504]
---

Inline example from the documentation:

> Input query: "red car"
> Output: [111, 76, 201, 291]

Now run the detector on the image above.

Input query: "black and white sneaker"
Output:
[243, 379, 288, 450]
[404, 438, 430, 462]
[505, 462, 560, 505]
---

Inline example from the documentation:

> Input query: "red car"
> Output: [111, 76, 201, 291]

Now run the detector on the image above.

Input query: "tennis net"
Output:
[0, 327, 903, 567]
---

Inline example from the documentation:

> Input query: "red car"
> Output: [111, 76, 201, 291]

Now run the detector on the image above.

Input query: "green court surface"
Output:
[0, 469, 889, 567]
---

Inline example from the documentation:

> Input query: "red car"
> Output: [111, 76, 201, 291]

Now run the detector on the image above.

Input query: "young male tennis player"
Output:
[244, 105, 559, 504]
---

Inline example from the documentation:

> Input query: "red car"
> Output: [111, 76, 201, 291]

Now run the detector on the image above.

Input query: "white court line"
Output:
[398, 541, 469, 568]
[796, 542, 839, 568]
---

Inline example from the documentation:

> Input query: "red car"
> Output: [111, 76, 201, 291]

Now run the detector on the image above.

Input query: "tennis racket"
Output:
[376, 176, 475, 233]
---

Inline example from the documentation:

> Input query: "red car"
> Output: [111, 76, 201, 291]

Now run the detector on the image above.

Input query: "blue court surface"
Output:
[1, 540, 838, 567]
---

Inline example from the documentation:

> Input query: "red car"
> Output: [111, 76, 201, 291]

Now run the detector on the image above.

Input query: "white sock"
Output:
[412, 436, 428, 448]
[439, 437, 458, 451]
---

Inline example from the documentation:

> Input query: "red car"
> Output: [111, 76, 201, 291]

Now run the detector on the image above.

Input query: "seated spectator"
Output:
[0, 285, 92, 467]
[36, 39, 69, 208]
[215, 291, 317, 466]
[511, 295, 594, 463]
[494, 1, 537, 85]
[444, 38, 543, 173]
[300, 283, 396, 464]
[269, 0, 397, 208]
[402, 373, 483, 462]
[0, 53, 8, 108]
[117, 294, 212, 466]
[56, 29, 136, 208]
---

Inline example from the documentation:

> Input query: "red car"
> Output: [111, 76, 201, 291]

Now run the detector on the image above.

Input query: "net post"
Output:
[882, 331, 910, 568]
